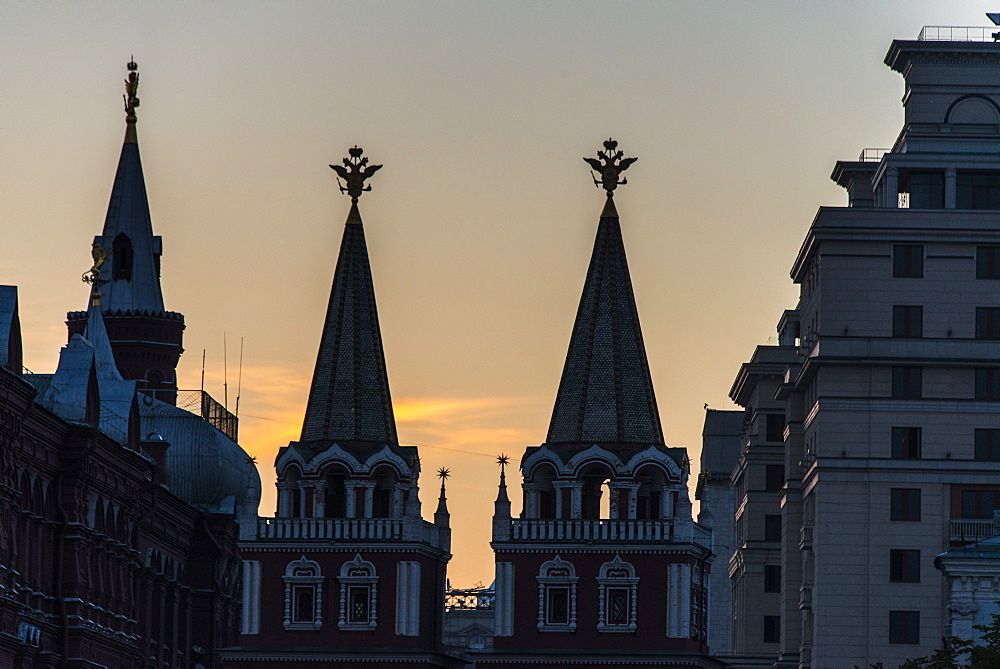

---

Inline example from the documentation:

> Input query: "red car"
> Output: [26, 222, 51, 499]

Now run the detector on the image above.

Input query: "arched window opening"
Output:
[581, 466, 612, 520]
[536, 555, 578, 632]
[112, 233, 134, 281]
[283, 467, 303, 518]
[636, 465, 668, 520]
[323, 469, 347, 518]
[338, 554, 378, 631]
[597, 554, 638, 632]
[531, 465, 557, 519]
[283, 556, 323, 631]
[372, 468, 397, 518]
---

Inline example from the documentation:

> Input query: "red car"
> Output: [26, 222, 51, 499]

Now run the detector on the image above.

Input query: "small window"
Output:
[889, 550, 920, 583]
[893, 245, 923, 278]
[765, 465, 784, 492]
[607, 588, 630, 625]
[596, 555, 637, 632]
[962, 490, 1000, 519]
[763, 615, 780, 644]
[906, 172, 944, 209]
[892, 367, 922, 399]
[537, 556, 578, 632]
[891, 427, 921, 460]
[283, 556, 324, 631]
[976, 429, 1000, 461]
[764, 515, 781, 542]
[890, 489, 921, 521]
[957, 172, 1000, 210]
[338, 554, 378, 631]
[293, 586, 315, 623]
[892, 306, 923, 338]
[546, 587, 569, 625]
[977, 308, 1000, 340]
[889, 610, 920, 644]
[348, 586, 371, 624]
[112, 233, 134, 282]
[764, 565, 781, 593]
[765, 414, 785, 443]
[978, 245, 1000, 279]
[976, 368, 1000, 400]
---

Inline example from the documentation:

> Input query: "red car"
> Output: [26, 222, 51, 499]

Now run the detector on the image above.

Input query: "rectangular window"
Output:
[765, 414, 785, 443]
[906, 172, 944, 209]
[764, 514, 782, 542]
[347, 585, 370, 624]
[891, 427, 921, 459]
[892, 367, 922, 399]
[607, 587, 629, 626]
[893, 306, 923, 338]
[292, 585, 315, 623]
[976, 368, 1000, 400]
[978, 245, 1000, 279]
[976, 429, 1000, 461]
[889, 610, 920, 644]
[962, 490, 999, 519]
[889, 550, 920, 583]
[764, 565, 781, 593]
[546, 587, 569, 625]
[893, 245, 923, 278]
[763, 615, 780, 644]
[765, 464, 784, 492]
[977, 308, 1000, 339]
[957, 171, 1000, 210]
[890, 489, 921, 521]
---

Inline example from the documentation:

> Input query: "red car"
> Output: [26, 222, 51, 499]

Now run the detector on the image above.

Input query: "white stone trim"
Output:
[241, 560, 261, 635]
[395, 561, 420, 636]
[338, 553, 378, 631]
[666, 563, 691, 638]
[495, 562, 514, 636]
[537, 555, 578, 632]
[282, 555, 324, 631]
[596, 554, 638, 632]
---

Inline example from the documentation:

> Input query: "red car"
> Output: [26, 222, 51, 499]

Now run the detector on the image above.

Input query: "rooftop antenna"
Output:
[223, 332, 229, 411]
[988, 12, 1000, 40]
[235, 337, 244, 419]
[200, 349, 206, 393]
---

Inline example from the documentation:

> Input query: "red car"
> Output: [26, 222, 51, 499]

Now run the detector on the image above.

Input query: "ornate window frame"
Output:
[537, 555, 578, 632]
[283, 555, 323, 630]
[597, 554, 638, 632]
[338, 553, 378, 631]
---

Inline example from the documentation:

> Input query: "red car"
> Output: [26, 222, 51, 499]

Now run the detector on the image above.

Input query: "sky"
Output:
[1, 1, 993, 588]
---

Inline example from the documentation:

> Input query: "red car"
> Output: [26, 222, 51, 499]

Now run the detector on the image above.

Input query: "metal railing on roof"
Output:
[142, 388, 238, 441]
[858, 148, 889, 163]
[918, 26, 998, 42]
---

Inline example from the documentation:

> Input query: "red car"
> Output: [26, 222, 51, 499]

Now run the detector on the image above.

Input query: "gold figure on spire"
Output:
[330, 146, 382, 202]
[584, 138, 637, 195]
[124, 58, 140, 121]
[83, 242, 111, 307]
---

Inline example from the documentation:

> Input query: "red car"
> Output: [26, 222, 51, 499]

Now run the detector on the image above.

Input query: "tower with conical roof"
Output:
[230, 149, 458, 668]
[480, 141, 718, 668]
[66, 59, 185, 404]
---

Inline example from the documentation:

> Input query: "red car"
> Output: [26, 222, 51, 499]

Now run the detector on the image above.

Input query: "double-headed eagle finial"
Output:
[83, 242, 112, 307]
[584, 138, 637, 196]
[124, 58, 140, 121]
[330, 146, 382, 203]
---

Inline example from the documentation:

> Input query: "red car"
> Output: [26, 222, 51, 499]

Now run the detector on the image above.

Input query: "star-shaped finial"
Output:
[437, 467, 451, 480]
[497, 454, 510, 468]
[246, 454, 258, 466]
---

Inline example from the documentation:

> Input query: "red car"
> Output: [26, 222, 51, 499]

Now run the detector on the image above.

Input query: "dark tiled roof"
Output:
[546, 197, 663, 445]
[300, 203, 398, 449]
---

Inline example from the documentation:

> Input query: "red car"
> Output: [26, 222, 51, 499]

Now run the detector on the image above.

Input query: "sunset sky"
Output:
[2, 1, 991, 587]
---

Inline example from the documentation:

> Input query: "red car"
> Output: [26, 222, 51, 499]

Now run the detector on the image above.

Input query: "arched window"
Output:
[112, 233, 133, 281]
[581, 465, 612, 520]
[282, 555, 323, 630]
[372, 467, 397, 518]
[636, 465, 668, 520]
[597, 555, 638, 632]
[323, 468, 347, 518]
[530, 464, 557, 519]
[338, 554, 378, 631]
[537, 555, 577, 632]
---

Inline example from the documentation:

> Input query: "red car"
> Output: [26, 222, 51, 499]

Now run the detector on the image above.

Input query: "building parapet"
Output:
[918, 26, 997, 42]
[507, 518, 673, 542]
[950, 518, 998, 543]
[255, 516, 449, 548]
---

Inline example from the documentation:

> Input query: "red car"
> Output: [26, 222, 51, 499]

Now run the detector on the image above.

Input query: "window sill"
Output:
[339, 622, 377, 631]
[598, 624, 636, 633]
[284, 622, 322, 631]
[537, 624, 576, 632]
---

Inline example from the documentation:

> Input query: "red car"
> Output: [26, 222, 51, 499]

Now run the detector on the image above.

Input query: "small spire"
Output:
[123, 58, 140, 144]
[584, 138, 637, 196]
[495, 453, 510, 503]
[492, 454, 512, 541]
[434, 467, 450, 527]
[330, 146, 382, 206]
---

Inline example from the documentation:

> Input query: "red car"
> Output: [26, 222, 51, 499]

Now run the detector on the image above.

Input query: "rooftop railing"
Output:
[858, 148, 889, 163]
[949, 518, 998, 543]
[143, 388, 238, 441]
[254, 516, 450, 549]
[510, 518, 673, 542]
[918, 26, 998, 42]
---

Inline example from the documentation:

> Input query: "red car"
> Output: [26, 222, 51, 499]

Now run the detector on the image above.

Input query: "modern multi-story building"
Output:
[729, 25, 1000, 668]
[481, 142, 720, 668]
[223, 150, 458, 668]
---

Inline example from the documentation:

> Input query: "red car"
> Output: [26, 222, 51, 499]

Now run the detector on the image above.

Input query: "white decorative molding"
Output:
[338, 553, 378, 631]
[241, 560, 261, 635]
[282, 555, 324, 631]
[666, 563, 691, 638]
[537, 555, 578, 632]
[395, 561, 420, 636]
[495, 562, 514, 636]
[596, 554, 638, 632]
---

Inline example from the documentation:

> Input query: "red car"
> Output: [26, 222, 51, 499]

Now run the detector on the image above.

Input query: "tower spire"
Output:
[300, 147, 398, 450]
[492, 454, 512, 541]
[434, 467, 450, 527]
[547, 139, 662, 445]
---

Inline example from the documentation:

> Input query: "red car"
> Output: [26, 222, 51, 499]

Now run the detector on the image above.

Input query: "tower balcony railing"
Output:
[949, 518, 998, 543]
[510, 518, 673, 542]
[918, 26, 996, 42]
[254, 516, 450, 548]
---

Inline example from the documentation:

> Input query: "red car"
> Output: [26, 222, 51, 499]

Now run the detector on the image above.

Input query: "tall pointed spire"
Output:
[434, 467, 450, 527]
[546, 140, 662, 445]
[300, 147, 398, 448]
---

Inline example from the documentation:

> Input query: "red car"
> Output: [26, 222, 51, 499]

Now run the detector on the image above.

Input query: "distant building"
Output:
[0, 60, 257, 669]
[480, 149, 722, 668]
[221, 151, 458, 668]
[728, 26, 1000, 668]
[444, 584, 495, 652]
[695, 408, 742, 657]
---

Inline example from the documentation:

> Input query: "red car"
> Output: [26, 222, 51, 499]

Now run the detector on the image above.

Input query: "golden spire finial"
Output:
[124, 58, 140, 122]
[583, 138, 637, 196]
[330, 146, 383, 203]
[82, 242, 111, 307]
